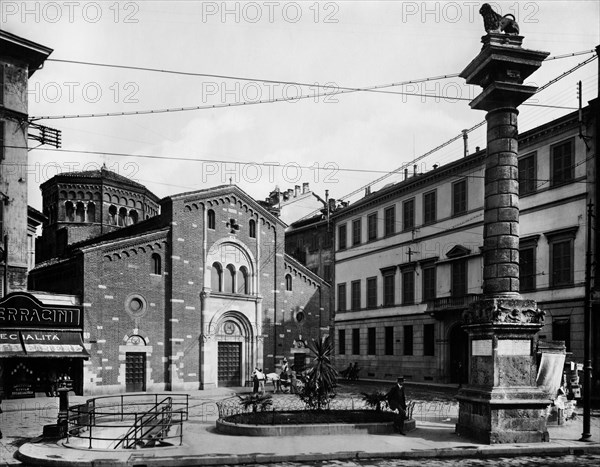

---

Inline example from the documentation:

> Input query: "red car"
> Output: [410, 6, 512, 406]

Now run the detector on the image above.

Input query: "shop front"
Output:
[0, 292, 88, 398]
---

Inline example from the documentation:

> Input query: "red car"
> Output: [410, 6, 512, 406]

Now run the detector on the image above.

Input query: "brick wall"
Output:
[32, 185, 332, 393]
[81, 232, 168, 393]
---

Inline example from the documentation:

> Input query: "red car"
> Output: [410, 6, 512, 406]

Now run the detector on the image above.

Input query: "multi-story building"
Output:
[258, 182, 323, 225]
[30, 180, 330, 395]
[285, 215, 334, 282]
[1, 30, 52, 294]
[0, 32, 90, 401]
[332, 103, 599, 389]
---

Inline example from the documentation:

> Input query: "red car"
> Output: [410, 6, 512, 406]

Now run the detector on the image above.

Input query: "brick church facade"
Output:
[30, 173, 330, 395]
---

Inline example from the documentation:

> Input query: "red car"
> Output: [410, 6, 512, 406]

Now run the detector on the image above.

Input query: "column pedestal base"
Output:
[456, 386, 550, 443]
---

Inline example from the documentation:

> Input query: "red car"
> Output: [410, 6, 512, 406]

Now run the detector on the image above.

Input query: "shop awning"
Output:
[0, 331, 26, 357]
[21, 331, 90, 358]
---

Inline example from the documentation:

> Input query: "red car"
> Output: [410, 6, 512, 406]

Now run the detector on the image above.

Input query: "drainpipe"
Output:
[273, 225, 278, 373]
[3, 234, 7, 296]
[318, 283, 322, 340]
[100, 178, 104, 235]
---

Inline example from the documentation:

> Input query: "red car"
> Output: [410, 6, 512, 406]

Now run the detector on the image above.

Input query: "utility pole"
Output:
[580, 43, 600, 441]
[581, 199, 594, 441]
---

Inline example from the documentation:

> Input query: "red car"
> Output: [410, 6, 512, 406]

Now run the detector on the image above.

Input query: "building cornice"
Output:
[76, 227, 170, 254]
[169, 185, 286, 229]
[284, 253, 330, 288]
[331, 104, 592, 224]
[0, 30, 53, 76]
[332, 151, 486, 221]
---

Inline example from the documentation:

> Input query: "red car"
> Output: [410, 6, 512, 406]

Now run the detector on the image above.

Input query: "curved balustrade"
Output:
[216, 395, 450, 422]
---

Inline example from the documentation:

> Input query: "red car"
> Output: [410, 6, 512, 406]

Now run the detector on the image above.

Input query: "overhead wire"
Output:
[21, 49, 598, 207]
[45, 58, 461, 93]
[30, 84, 577, 121]
[42, 49, 595, 85]
[306, 52, 598, 214]
[30, 74, 464, 120]
[3, 145, 448, 176]
[32, 53, 595, 121]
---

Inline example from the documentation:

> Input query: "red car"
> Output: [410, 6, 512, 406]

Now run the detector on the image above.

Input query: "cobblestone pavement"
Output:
[1, 400, 58, 466]
[224, 454, 600, 466]
[0, 383, 454, 466]
[1, 383, 598, 466]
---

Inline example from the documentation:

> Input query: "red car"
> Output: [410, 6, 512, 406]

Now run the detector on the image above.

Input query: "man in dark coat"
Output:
[251, 367, 260, 394]
[386, 376, 407, 434]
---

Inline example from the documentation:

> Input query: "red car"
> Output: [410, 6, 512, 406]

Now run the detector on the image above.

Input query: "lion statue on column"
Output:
[480, 3, 520, 35]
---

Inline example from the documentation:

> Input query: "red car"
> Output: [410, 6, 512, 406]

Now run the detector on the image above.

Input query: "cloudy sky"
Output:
[3, 1, 599, 216]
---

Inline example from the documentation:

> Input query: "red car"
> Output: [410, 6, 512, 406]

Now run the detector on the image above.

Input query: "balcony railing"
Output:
[425, 294, 482, 312]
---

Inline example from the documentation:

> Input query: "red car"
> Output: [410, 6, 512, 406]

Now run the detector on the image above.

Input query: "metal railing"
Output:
[112, 397, 174, 449]
[217, 395, 449, 422]
[66, 393, 189, 449]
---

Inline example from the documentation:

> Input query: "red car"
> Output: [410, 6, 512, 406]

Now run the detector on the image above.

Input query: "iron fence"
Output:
[217, 395, 452, 422]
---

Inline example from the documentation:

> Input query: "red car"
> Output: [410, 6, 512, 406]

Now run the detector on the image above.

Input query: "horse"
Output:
[266, 372, 282, 392]
[266, 372, 297, 393]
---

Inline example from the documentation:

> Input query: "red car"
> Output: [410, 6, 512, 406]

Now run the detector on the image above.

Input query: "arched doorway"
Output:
[217, 320, 244, 387]
[210, 311, 256, 388]
[448, 323, 469, 385]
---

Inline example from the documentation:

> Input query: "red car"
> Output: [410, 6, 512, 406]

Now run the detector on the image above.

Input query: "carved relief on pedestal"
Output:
[472, 359, 493, 386]
[499, 356, 533, 386]
[463, 297, 545, 325]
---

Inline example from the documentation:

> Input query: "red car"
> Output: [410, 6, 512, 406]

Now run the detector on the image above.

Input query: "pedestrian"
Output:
[350, 362, 360, 380]
[341, 363, 352, 379]
[281, 358, 289, 374]
[251, 367, 259, 394]
[386, 376, 407, 435]
[289, 370, 298, 394]
[280, 358, 289, 391]
[257, 368, 265, 394]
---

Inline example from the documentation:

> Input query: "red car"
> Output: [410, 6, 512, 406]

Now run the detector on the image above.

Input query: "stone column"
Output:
[483, 108, 520, 297]
[455, 27, 551, 444]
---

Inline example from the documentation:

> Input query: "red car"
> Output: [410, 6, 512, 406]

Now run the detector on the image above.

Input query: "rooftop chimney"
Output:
[404, 168, 408, 180]
[462, 129, 469, 157]
[302, 182, 309, 194]
[295, 185, 300, 197]
[413, 164, 418, 176]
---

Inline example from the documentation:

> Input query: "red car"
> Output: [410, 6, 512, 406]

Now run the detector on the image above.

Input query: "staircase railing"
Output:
[113, 397, 173, 449]
[66, 393, 188, 449]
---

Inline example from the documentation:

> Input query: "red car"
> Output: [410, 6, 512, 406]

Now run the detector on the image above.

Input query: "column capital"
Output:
[463, 296, 545, 326]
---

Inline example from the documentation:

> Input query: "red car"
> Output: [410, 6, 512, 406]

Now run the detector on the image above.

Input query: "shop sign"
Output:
[0, 331, 21, 352]
[21, 331, 84, 353]
[10, 383, 34, 399]
[0, 292, 81, 328]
